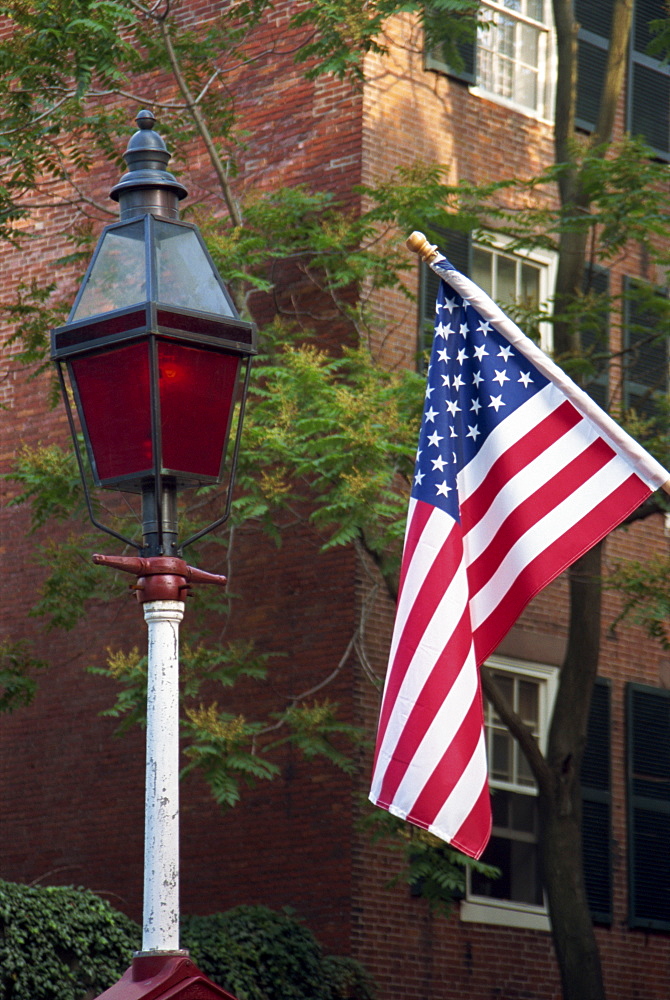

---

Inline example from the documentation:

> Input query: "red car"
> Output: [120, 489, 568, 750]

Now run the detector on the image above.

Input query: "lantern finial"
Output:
[110, 109, 187, 220]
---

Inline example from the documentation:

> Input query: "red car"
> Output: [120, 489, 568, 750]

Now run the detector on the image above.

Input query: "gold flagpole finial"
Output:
[406, 231, 439, 263]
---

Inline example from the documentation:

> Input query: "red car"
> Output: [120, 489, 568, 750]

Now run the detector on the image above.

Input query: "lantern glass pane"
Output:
[154, 221, 235, 317]
[70, 340, 153, 484]
[72, 222, 146, 320]
[158, 340, 240, 479]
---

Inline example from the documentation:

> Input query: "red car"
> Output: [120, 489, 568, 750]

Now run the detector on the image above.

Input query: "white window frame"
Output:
[471, 1, 556, 121]
[472, 234, 556, 354]
[460, 654, 558, 932]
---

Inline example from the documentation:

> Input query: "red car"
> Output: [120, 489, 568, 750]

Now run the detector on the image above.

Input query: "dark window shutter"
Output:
[581, 266, 610, 409]
[575, 0, 611, 132]
[419, 229, 472, 359]
[423, 7, 477, 84]
[626, 683, 670, 930]
[581, 678, 612, 924]
[628, 0, 670, 159]
[622, 277, 669, 421]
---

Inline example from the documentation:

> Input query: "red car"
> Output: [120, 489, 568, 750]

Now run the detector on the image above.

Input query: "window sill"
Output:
[460, 898, 551, 932]
[468, 86, 554, 126]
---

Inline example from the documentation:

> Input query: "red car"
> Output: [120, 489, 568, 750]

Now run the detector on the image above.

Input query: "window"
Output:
[426, 1, 555, 119]
[626, 683, 670, 930]
[622, 278, 669, 422]
[418, 229, 555, 359]
[575, 0, 670, 160]
[461, 655, 557, 930]
[461, 661, 612, 930]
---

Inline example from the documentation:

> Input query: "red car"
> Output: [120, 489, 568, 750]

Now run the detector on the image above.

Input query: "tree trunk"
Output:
[539, 542, 606, 1000]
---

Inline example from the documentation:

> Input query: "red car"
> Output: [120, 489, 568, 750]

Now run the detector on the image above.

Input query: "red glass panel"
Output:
[70, 341, 152, 484]
[158, 341, 240, 479]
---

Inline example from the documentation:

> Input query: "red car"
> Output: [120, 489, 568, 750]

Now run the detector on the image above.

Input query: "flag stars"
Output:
[442, 296, 458, 313]
[466, 424, 481, 440]
[518, 371, 533, 387]
[488, 394, 505, 412]
[459, 323, 469, 338]
[492, 369, 510, 386]
[436, 481, 452, 497]
[497, 345, 514, 362]
[456, 348, 468, 365]
[414, 469, 425, 486]
[424, 406, 439, 423]
[446, 399, 461, 416]
[472, 371, 484, 387]
[427, 430, 444, 448]
[477, 319, 492, 336]
[473, 343, 489, 361]
[432, 455, 447, 472]
[437, 348, 450, 364]
[452, 373, 465, 390]
[470, 398, 482, 414]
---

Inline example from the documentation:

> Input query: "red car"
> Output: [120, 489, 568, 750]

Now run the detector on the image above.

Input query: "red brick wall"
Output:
[1, 4, 669, 998]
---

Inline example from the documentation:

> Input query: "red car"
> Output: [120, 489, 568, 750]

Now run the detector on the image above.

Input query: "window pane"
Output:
[520, 262, 540, 309]
[73, 223, 146, 320]
[518, 679, 539, 728]
[497, 255, 516, 304]
[492, 731, 512, 781]
[472, 248, 494, 297]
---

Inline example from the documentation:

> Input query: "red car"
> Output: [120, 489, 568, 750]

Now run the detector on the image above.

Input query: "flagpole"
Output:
[405, 230, 670, 498]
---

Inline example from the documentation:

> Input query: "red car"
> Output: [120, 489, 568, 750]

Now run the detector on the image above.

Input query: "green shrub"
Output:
[0, 883, 374, 1000]
[182, 906, 374, 1000]
[0, 880, 139, 1000]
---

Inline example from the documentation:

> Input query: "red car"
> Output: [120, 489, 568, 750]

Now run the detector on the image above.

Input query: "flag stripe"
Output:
[375, 603, 473, 806]
[377, 502, 467, 764]
[460, 396, 582, 533]
[466, 436, 617, 596]
[473, 472, 650, 663]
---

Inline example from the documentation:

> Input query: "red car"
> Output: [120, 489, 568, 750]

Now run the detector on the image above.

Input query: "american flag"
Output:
[369, 252, 669, 860]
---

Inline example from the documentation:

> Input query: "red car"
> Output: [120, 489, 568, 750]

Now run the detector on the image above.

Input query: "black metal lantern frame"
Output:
[51, 213, 256, 556]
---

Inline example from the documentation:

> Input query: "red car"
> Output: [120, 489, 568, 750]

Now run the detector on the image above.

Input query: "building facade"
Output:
[1, 2, 669, 999]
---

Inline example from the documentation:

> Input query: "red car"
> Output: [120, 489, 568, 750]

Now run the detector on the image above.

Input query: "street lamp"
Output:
[51, 110, 255, 1000]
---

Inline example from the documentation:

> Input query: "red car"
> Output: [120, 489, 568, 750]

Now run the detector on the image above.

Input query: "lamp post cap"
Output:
[136, 109, 156, 129]
[110, 109, 187, 215]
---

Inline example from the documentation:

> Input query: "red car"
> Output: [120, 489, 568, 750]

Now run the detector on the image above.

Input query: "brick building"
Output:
[1, 3, 669, 999]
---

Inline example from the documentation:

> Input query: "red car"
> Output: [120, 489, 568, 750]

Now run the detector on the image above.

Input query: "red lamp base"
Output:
[95, 953, 238, 1000]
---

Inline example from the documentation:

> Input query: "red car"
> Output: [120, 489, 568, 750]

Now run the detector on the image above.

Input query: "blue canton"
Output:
[412, 266, 550, 522]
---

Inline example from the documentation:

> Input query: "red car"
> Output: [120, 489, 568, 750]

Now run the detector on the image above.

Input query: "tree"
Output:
[1, 3, 670, 1000]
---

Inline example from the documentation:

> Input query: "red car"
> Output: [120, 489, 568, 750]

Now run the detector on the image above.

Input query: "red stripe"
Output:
[473, 473, 651, 664]
[403, 686, 485, 827]
[449, 780, 493, 860]
[396, 500, 433, 602]
[461, 399, 582, 532]
[373, 515, 464, 761]
[376, 605, 474, 806]
[467, 436, 616, 596]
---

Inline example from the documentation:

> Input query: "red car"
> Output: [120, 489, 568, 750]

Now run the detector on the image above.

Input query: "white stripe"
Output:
[469, 454, 637, 629]
[463, 414, 604, 565]
[457, 382, 566, 505]
[370, 548, 470, 801]
[429, 727, 488, 841]
[385, 503, 454, 676]
[387, 640, 479, 816]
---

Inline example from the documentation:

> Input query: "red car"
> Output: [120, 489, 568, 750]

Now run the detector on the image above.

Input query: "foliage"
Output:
[607, 554, 670, 649]
[0, 640, 46, 714]
[0, 883, 373, 1000]
[364, 807, 499, 915]
[182, 906, 375, 1000]
[0, 879, 139, 1000]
